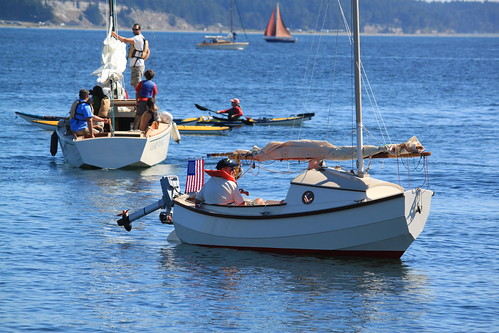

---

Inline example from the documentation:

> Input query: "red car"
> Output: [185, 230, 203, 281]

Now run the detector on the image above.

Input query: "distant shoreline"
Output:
[1, 22, 498, 38]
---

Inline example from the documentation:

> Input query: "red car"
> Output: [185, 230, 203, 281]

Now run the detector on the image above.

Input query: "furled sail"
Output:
[92, 26, 127, 87]
[229, 137, 429, 162]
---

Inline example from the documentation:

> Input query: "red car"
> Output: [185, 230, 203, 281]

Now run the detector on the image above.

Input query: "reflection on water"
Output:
[157, 244, 431, 331]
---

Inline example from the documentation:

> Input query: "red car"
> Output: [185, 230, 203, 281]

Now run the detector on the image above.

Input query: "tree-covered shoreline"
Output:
[2, 0, 498, 34]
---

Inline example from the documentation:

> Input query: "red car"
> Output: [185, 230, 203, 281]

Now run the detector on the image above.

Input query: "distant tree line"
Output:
[2, 0, 499, 34]
[1, 0, 53, 22]
[116, 0, 499, 33]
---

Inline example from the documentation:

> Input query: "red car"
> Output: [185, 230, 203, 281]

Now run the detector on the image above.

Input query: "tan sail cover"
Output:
[264, 3, 293, 38]
[236, 137, 425, 162]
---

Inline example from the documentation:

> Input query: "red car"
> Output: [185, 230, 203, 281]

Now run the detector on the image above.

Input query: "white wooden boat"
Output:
[196, 36, 249, 50]
[196, 0, 249, 50]
[56, 100, 179, 169]
[263, 3, 297, 43]
[54, 0, 180, 169]
[117, 0, 433, 258]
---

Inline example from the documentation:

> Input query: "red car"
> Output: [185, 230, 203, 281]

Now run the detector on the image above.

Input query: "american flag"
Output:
[185, 159, 205, 193]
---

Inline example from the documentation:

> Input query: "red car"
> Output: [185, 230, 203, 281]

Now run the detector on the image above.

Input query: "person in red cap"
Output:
[215, 98, 244, 120]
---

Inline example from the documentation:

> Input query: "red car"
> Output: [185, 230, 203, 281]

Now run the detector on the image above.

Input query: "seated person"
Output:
[90, 85, 111, 132]
[70, 89, 110, 138]
[138, 98, 157, 131]
[195, 158, 265, 207]
[215, 98, 244, 120]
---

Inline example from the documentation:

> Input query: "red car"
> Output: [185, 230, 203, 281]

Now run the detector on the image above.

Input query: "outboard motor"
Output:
[117, 175, 181, 231]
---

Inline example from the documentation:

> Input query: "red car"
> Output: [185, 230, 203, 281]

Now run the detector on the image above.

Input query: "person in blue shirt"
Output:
[134, 69, 158, 130]
[70, 89, 110, 138]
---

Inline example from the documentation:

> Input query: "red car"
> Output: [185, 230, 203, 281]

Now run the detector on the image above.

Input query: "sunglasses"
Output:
[132, 28, 140, 31]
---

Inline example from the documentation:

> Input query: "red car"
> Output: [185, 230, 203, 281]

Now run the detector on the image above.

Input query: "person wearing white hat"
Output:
[216, 98, 244, 120]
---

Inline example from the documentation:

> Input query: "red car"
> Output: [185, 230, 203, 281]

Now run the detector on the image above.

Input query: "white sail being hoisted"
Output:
[91, 26, 127, 97]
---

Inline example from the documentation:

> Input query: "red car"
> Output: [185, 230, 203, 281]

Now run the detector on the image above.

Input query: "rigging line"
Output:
[297, 0, 328, 109]
[233, 0, 248, 39]
[326, 15, 344, 143]
[324, 0, 351, 142]
[338, 0, 352, 45]
[361, 65, 391, 144]
[339, 0, 390, 146]
[298, 0, 331, 141]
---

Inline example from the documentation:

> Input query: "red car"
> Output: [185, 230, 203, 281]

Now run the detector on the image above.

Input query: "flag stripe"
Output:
[185, 159, 205, 193]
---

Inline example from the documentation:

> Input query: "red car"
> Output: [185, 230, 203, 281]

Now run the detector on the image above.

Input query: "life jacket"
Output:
[128, 37, 150, 64]
[70, 100, 92, 122]
[138, 80, 156, 98]
[205, 170, 236, 183]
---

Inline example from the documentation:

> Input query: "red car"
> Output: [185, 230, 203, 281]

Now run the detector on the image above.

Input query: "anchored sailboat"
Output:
[263, 3, 297, 43]
[117, 0, 433, 258]
[197, 0, 249, 50]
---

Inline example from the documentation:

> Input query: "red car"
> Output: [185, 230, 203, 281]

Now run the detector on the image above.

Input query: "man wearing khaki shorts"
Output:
[111, 23, 150, 88]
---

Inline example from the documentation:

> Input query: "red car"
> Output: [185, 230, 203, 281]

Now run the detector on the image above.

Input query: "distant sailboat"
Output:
[263, 3, 297, 43]
[197, 0, 249, 50]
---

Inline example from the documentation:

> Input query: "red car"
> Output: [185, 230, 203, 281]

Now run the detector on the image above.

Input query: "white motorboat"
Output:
[117, 0, 433, 258]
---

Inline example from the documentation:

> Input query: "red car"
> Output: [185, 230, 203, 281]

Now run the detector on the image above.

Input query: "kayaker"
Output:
[195, 158, 264, 207]
[216, 98, 244, 120]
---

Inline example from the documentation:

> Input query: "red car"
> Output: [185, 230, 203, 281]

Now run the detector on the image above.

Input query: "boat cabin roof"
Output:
[291, 168, 404, 192]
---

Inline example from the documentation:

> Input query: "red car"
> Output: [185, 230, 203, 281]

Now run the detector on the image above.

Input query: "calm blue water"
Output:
[1, 28, 498, 332]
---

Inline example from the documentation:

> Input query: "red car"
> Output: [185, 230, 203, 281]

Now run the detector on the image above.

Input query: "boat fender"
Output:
[157, 111, 173, 124]
[171, 122, 181, 143]
[50, 131, 58, 156]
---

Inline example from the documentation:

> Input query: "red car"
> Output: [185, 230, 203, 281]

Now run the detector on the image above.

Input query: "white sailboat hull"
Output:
[196, 42, 249, 50]
[56, 121, 172, 169]
[171, 183, 432, 258]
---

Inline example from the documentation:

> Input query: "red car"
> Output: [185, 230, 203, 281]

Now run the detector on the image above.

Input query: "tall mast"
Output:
[352, 0, 364, 177]
[109, 0, 116, 32]
[230, 0, 234, 34]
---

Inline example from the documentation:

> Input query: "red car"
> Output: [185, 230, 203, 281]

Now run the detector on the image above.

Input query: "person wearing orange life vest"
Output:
[195, 158, 266, 207]
[216, 98, 244, 120]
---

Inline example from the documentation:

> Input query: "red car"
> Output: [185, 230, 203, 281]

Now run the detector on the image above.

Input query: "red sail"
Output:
[264, 4, 292, 38]
[264, 8, 277, 37]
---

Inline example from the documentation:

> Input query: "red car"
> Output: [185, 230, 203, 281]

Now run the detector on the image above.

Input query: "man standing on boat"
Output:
[216, 98, 244, 120]
[111, 23, 150, 88]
